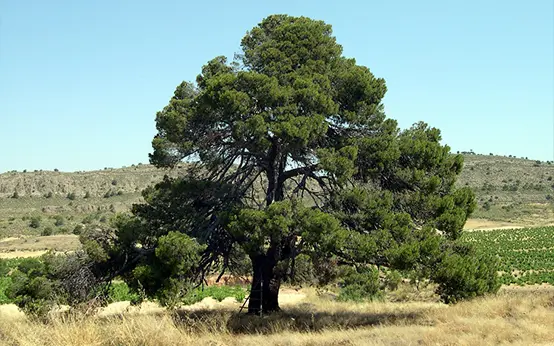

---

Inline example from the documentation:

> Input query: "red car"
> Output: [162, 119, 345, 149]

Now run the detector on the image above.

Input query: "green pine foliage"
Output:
[337, 267, 382, 302]
[6, 14, 498, 316]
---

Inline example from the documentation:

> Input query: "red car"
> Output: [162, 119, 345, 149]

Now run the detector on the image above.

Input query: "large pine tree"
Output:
[67, 15, 496, 315]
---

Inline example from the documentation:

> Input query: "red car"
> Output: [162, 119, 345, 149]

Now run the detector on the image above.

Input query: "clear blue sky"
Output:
[1, 0, 552, 172]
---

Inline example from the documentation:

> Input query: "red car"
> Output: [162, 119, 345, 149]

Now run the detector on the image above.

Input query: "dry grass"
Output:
[1, 288, 554, 345]
[463, 219, 525, 231]
[0, 235, 80, 258]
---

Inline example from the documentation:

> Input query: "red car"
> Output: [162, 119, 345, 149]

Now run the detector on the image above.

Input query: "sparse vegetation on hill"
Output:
[455, 154, 554, 224]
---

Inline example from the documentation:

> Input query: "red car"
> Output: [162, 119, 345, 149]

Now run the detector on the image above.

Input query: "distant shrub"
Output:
[501, 204, 515, 212]
[111, 179, 117, 186]
[41, 227, 53, 236]
[29, 217, 41, 229]
[54, 216, 65, 227]
[483, 201, 491, 211]
[547, 195, 552, 201]
[99, 215, 107, 223]
[82, 215, 95, 224]
[11, 191, 19, 199]
[23, 169, 27, 173]
[104, 190, 116, 198]
[117, 190, 124, 196]
[44, 191, 53, 198]
[66, 192, 76, 200]
[84, 191, 91, 199]
[54, 168, 59, 172]
[481, 182, 496, 192]
[73, 225, 84, 235]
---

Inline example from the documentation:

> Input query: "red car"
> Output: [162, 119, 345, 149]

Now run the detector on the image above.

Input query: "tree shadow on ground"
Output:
[169, 302, 431, 335]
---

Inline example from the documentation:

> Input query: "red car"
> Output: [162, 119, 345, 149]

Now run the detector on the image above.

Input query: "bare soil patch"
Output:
[464, 218, 524, 231]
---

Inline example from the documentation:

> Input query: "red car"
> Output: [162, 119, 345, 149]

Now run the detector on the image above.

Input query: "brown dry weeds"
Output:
[1, 288, 553, 346]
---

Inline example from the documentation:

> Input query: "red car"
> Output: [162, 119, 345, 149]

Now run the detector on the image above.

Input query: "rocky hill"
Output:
[0, 154, 553, 237]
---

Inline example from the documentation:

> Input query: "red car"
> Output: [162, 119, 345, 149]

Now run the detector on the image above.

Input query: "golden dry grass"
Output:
[0, 235, 81, 259]
[1, 288, 554, 346]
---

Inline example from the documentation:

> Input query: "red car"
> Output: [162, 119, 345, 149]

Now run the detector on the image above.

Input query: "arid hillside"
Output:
[0, 154, 553, 238]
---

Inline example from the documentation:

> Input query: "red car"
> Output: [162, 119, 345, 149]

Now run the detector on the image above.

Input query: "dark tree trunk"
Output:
[248, 141, 286, 314]
[247, 254, 281, 314]
[265, 140, 286, 206]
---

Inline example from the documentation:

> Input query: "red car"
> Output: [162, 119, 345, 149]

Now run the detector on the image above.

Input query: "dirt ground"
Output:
[463, 218, 525, 230]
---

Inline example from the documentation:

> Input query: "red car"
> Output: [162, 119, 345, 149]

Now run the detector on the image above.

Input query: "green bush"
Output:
[384, 270, 403, 291]
[483, 201, 491, 211]
[108, 282, 139, 303]
[432, 251, 500, 304]
[54, 215, 65, 227]
[29, 217, 41, 229]
[73, 225, 84, 235]
[0, 276, 12, 304]
[41, 227, 53, 236]
[182, 285, 246, 305]
[82, 214, 95, 224]
[5, 253, 109, 319]
[338, 266, 381, 302]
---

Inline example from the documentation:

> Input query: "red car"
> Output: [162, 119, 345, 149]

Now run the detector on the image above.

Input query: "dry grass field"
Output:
[1, 287, 553, 346]
[0, 235, 80, 258]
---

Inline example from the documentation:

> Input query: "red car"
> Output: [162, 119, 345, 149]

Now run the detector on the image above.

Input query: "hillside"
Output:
[457, 154, 554, 223]
[0, 154, 553, 238]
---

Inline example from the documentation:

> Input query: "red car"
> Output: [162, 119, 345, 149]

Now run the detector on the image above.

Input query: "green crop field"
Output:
[462, 226, 554, 286]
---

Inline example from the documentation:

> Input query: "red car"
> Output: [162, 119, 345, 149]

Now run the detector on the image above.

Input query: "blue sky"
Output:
[1, 0, 552, 172]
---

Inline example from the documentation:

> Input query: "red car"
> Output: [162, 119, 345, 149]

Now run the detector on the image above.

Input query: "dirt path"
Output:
[463, 218, 525, 231]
